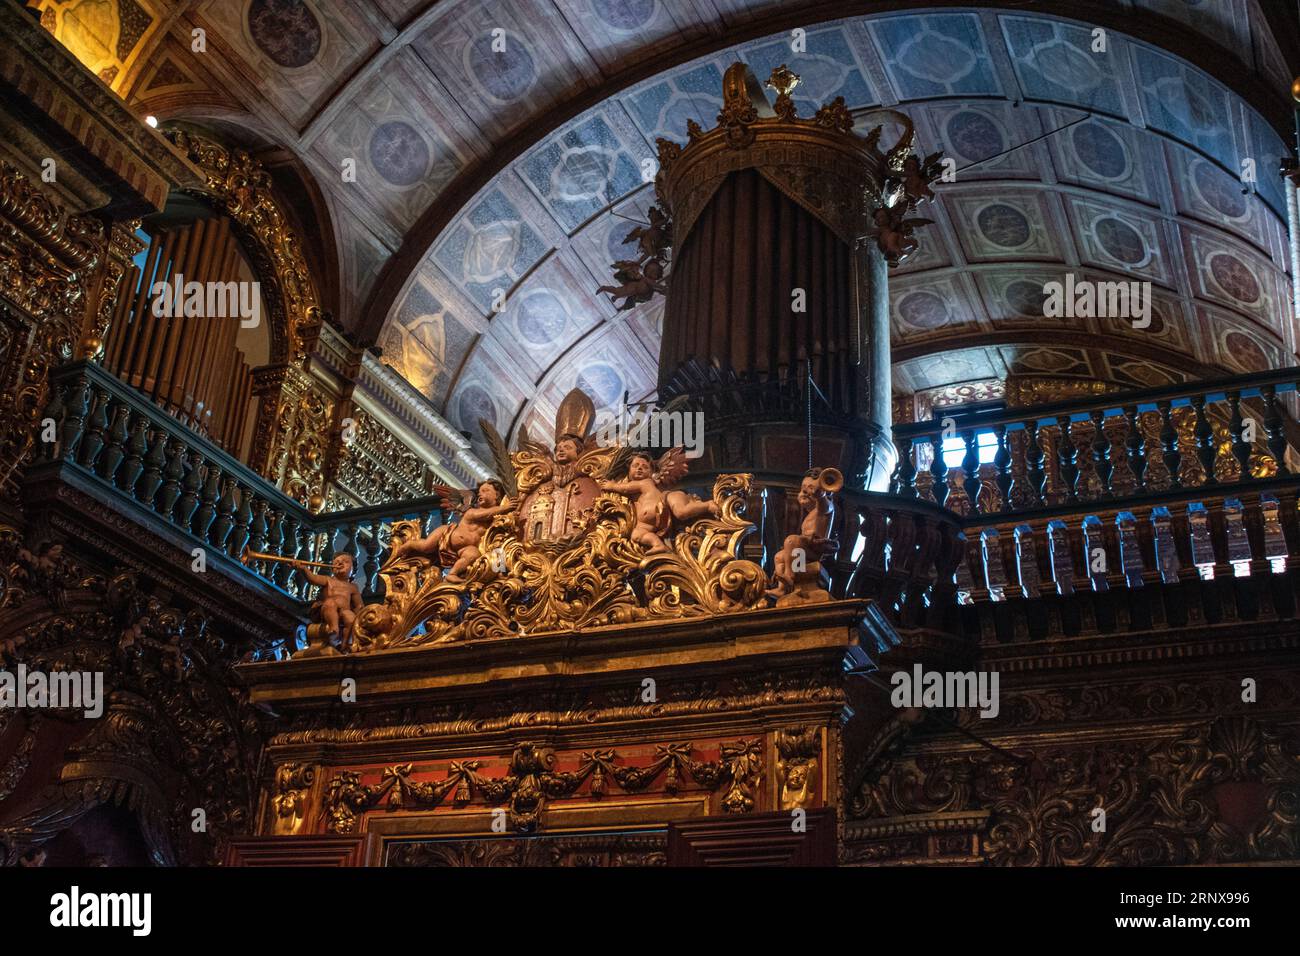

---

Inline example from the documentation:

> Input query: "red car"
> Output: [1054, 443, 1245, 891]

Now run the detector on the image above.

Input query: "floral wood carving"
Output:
[324, 739, 763, 834]
[849, 715, 1300, 866]
[0, 525, 267, 865]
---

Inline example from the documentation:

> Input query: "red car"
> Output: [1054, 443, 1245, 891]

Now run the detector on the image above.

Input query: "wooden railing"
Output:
[889, 369, 1300, 640]
[38, 360, 447, 602]
[890, 368, 1300, 516]
[35, 361, 1300, 644]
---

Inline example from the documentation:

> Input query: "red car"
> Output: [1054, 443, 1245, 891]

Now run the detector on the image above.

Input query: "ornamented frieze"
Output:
[323, 740, 763, 835]
[385, 832, 667, 867]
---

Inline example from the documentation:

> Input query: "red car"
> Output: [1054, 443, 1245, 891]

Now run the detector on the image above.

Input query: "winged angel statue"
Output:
[350, 389, 768, 652]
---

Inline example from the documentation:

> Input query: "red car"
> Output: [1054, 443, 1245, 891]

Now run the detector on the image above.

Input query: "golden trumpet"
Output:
[818, 467, 844, 494]
[241, 546, 333, 569]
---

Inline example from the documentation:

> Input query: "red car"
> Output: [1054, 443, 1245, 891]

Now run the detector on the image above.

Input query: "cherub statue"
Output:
[597, 257, 667, 311]
[389, 479, 515, 582]
[599, 449, 719, 553]
[624, 205, 672, 264]
[766, 468, 840, 604]
[294, 553, 363, 655]
[868, 205, 929, 265]
[899, 151, 945, 204]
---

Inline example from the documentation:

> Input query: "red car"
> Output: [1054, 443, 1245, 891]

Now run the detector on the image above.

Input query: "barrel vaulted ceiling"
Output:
[35, 0, 1300, 457]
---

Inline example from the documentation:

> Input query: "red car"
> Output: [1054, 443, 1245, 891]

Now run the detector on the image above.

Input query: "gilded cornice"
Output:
[654, 63, 943, 261]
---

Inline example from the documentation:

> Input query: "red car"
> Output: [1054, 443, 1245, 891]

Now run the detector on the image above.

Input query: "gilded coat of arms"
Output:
[350, 388, 769, 652]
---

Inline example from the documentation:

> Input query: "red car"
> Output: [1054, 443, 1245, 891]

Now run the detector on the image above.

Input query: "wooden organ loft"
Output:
[0, 2, 1299, 871]
[101, 200, 266, 462]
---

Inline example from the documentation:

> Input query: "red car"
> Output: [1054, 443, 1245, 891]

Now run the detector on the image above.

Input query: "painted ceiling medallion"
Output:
[247, 0, 321, 69]
[369, 121, 429, 187]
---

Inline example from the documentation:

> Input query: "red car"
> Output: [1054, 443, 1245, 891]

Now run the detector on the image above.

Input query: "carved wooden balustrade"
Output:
[34, 358, 1300, 651]
[31, 360, 448, 611]
[890, 369, 1300, 642]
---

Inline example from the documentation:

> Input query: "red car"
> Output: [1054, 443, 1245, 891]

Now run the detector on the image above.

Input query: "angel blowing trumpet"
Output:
[766, 466, 841, 607]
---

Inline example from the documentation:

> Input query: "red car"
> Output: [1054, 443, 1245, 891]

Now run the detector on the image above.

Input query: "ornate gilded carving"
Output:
[350, 389, 766, 651]
[765, 64, 800, 121]
[324, 739, 763, 835]
[333, 407, 437, 505]
[263, 364, 335, 509]
[0, 714, 38, 804]
[324, 771, 392, 835]
[717, 61, 764, 147]
[386, 832, 667, 867]
[82, 219, 143, 359]
[848, 714, 1300, 866]
[776, 726, 821, 810]
[161, 129, 318, 364]
[270, 668, 847, 747]
[0, 162, 106, 486]
[814, 96, 855, 134]
[0, 536, 267, 864]
[270, 763, 316, 835]
[650, 63, 943, 266]
[612, 64, 941, 305]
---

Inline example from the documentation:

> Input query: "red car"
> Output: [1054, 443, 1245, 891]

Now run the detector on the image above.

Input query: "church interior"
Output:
[1, 0, 1299, 874]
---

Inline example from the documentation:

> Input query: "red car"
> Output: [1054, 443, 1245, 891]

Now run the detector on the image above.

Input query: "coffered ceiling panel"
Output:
[71, 0, 1295, 463]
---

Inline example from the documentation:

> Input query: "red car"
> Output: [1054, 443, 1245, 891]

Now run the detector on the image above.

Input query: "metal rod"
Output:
[241, 547, 332, 569]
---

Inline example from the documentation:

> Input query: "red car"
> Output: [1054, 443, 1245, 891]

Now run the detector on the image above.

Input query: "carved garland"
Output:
[324, 739, 763, 835]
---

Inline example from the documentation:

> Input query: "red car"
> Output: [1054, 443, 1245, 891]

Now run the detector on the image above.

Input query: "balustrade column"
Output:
[1057, 416, 1079, 504]
[1090, 409, 1112, 499]
[1191, 393, 1216, 485]
[1158, 400, 1182, 490]
[961, 429, 981, 514]
[1123, 405, 1146, 494]
[930, 434, 949, 508]
[1227, 391, 1253, 480]
[1261, 384, 1289, 476]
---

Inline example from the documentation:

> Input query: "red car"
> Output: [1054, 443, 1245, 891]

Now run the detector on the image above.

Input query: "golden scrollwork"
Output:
[347, 387, 768, 651]
[0, 161, 106, 483]
[82, 219, 143, 359]
[333, 407, 436, 505]
[271, 763, 316, 836]
[265, 365, 335, 509]
[354, 471, 765, 651]
[161, 129, 319, 363]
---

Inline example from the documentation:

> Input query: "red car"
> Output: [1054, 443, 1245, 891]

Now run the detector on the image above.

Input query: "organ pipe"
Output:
[103, 216, 259, 457]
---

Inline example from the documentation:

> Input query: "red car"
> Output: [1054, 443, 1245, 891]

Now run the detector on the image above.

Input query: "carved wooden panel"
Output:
[666, 808, 836, 866]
